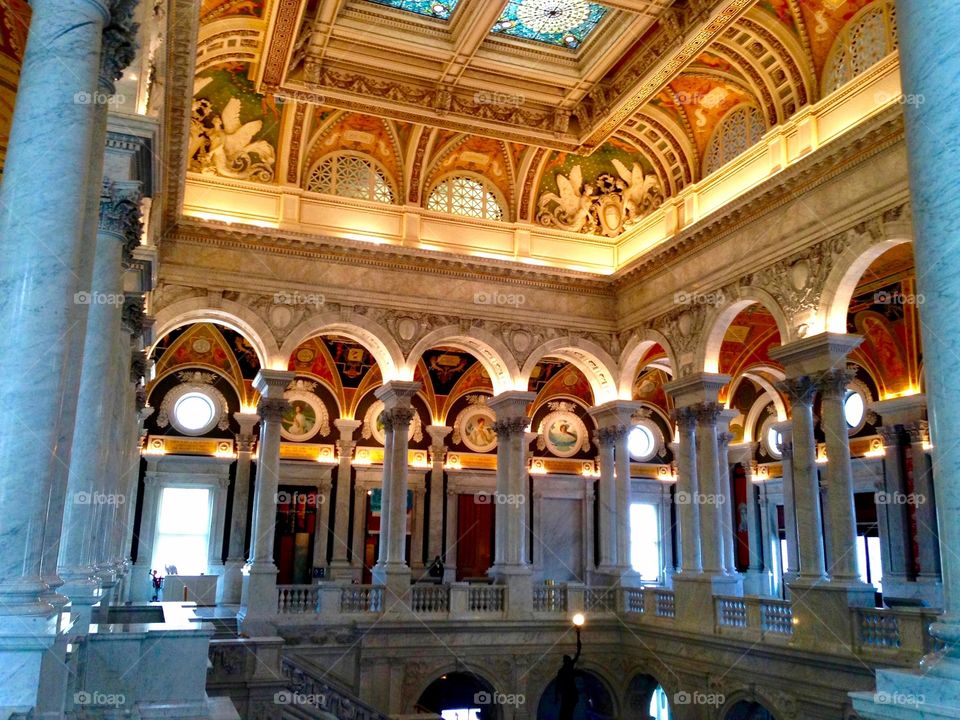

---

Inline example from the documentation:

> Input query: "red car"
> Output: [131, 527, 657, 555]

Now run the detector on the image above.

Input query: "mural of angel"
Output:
[201, 97, 275, 181]
[611, 159, 663, 223]
[537, 165, 595, 232]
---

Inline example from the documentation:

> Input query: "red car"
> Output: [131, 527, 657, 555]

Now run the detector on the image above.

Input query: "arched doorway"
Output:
[415, 672, 499, 720]
[625, 674, 672, 719]
[536, 668, 615, 719]
[724, 700, 776, 720]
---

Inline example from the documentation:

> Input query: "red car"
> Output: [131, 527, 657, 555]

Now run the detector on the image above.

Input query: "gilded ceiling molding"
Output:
[786, 0, 818, 101]
[613, 108, 905, 290]
[407, 127, 433, 205]
[632, 110, 696, 187]
[259, 0, 302, 88]
[286, 101, 307, 184]
[160, 0, 201, 225]
[739, 13, 811, 109]
[711, 41, 778, 125]
[518, 147, 547, 222]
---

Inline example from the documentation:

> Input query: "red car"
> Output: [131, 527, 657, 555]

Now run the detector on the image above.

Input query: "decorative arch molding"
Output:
[531, 661, 622, 720]
[403, 661, 507, 716]
[699, 286, 790, 374]
[151, 298, 281, 369]
[404, 326, 521, 396]
[618, 329, 678, 399]
[717, 687, 791, 720]
[730, 366, 788, 430]
[279, 312, 405, 381]
[820, 207, 913, 333]
[521, 338, 619, 404]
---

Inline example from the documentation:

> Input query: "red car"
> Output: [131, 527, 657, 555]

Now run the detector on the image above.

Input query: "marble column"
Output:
[330, 418, 361, 580]
[818, 367, 867, 584]
[488, 391, 536, 618]
[0, 0, 110, 624]
[238, 369, 294, 633]
[772, 420, 800, 580]
[908, 421, 942, 587]
[410, 486, 426, 572]
[695, 402, 728, 575]
[372, 381, 420, 597]
[58, 181, 141, 618]
[773, 375, 826, 580]
[425, 425, 451, 573]
[852, 4, 960, 710]
[670, 407, 702, 574]
[716, 415, 738, 574]
[593, 427, 619, 573]
[444, 487, 458, 583]
[222, 412, 259, 604]
[589, 400, 642, 584]
[876, 423, 913, 587]
[731, 443, 764, 593]
[313, 480, 333, 575]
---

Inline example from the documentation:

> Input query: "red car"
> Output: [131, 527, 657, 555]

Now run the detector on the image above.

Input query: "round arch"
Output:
[405, 326, 521, 396]
[151, 298, 281, 369]
[535, 664, 619, 720]
[409, 667, 505, 719]
[279, 312, 405, 381]
[718, 690, 784, 720]
[618, 329, 678, 399]
[699, 288, 791, 373]
[820, 230, 912, 334]
[521, 338, 619, 405]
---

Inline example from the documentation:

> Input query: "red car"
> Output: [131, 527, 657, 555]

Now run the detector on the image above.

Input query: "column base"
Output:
[237, 562, 279, 637]
[490, 565, 533, 620]
[328, 558, 359, 583]
[220, 558, 245, 605]
[372, 562, 411, 603]
[787, 577, 876, 652]
[743, 569, 773, 596]
[672, 573, 743, 631]
[59, 576, 103, 634]
[0, 611, 68, 718]
[852, 668, 960, 719]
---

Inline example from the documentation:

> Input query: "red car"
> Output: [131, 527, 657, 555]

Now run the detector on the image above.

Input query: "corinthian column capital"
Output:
[99, 0, 140, 91]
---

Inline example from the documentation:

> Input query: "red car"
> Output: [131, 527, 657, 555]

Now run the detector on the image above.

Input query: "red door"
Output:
[456, 494, 494, 580]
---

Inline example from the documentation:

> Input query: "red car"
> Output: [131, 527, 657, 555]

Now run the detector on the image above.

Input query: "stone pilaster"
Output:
[425, 425, 451, 574]
[238, 370, 294, 634]
[330, 418, 362, 580]
[488, 391, 536, 619]
[222, 412, 259, 604]
[372, 381, 421, 599]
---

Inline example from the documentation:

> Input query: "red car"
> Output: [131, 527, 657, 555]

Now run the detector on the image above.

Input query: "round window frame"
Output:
[161, 383, 228, 437]
[760, 416, 783, 460]
[628, 418, 662, 462]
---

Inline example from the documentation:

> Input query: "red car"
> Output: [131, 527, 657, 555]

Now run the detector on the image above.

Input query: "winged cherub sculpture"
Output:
[537, 165, 595, 232]
[612, 159, 662, 223]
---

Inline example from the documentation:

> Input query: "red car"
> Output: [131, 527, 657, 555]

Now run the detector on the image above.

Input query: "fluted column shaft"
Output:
[59, 182, 141, 600]
[818, 369, 861, 581]
[773, 422, 800, 577]
[777, 377, 826, 579]
[695, 402, 725, 574]
[908, 421, 941, 581]
[331, 418, 361, 575]
[247, 373, 293, 566]
[672, 407, 702, 574]
[595, 428, 618, 569]
[717, 430, 736, 573]
[613, 426, 632, 569]
[426, 425, 451, 567]
[227, 413, 259, 563]
[877, 424, 912, 582]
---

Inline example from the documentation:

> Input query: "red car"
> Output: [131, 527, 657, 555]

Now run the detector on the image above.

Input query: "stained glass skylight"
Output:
[491, 0, 609, 49]
[365, 0, 459, 21]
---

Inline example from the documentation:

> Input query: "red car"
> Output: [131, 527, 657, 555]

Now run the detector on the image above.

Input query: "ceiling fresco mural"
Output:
[182, 0, 893, 234]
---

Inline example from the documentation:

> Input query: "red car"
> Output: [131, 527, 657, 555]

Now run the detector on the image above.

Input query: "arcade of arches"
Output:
[0, 0, 959, 719]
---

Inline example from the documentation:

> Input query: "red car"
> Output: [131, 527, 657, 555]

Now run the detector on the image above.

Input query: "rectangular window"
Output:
[630, 503, 662, 582]
[152, 487, 212, 576]
[857, 535, 884, 590]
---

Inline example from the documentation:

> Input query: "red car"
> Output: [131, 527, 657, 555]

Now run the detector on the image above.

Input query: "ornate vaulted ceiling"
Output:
[180, 0, 895, 249]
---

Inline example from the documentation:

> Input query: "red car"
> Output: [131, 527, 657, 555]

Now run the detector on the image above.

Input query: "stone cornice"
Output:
[165, 222, 615, 296]
[612, 105, 906, 290]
